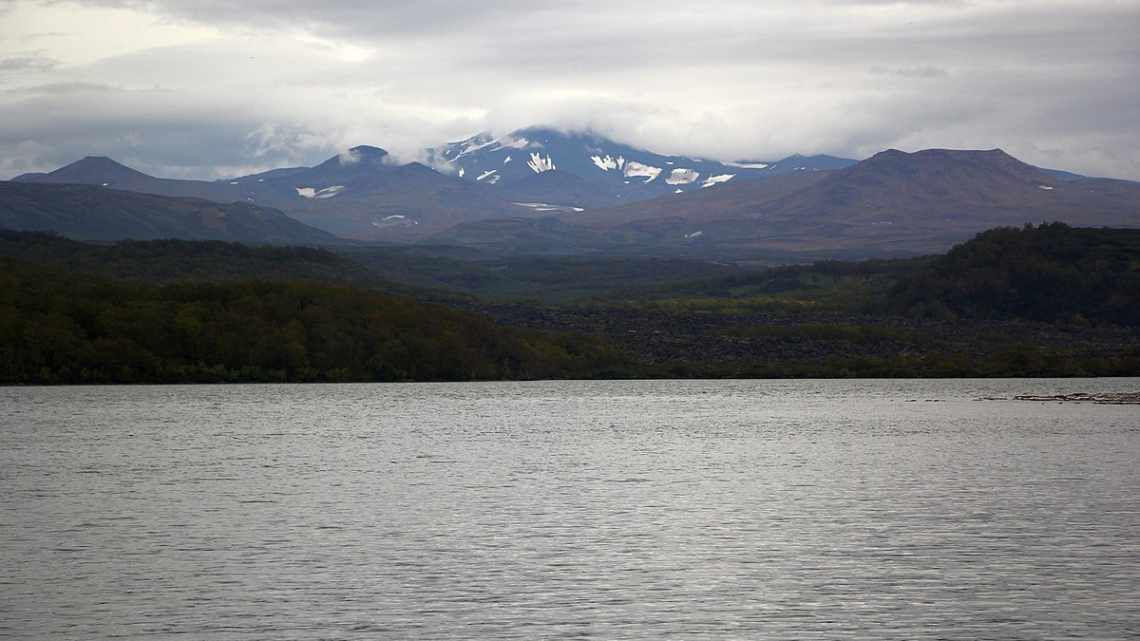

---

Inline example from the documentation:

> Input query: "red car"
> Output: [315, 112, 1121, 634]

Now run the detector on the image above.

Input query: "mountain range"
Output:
[519, 147, 1140, 257]
[11, 128, 856, 241]
[14, 146, 506, 240]
[6, 127, 1140, 258]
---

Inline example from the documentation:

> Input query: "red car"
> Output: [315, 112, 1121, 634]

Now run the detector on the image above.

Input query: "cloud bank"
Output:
[1, 0, 1138, 180]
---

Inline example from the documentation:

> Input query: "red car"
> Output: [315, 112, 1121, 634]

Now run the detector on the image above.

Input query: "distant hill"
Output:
[14, 156, 245, 203]
[0, 231, 373, 285]
[0, 182, 337, 244]
[714, 148, 1140, 254]
[889, 223, 1140, 325]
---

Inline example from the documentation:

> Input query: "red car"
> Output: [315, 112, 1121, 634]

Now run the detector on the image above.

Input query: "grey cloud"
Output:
[63, 0, 577, 38]
[0, 87, 337, 178]
[6, 81, 118, 95]
[2, 0, 1138, 180]
[869, 65, 949, 78]
[0, 55, 58, 73]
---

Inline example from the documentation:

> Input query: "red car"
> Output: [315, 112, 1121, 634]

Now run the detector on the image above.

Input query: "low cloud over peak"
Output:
[0, 0, 1137, 180]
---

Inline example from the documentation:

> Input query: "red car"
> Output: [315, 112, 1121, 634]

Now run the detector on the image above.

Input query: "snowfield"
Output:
[296, 185, 346, 199]
[527, 153, 557, 174]
[701, 174, 735, 188]
[624, 161, 662, 183]
[513, 202, 585, 213]
[666, 168, 700, 185]
[590, 154, 626, 172]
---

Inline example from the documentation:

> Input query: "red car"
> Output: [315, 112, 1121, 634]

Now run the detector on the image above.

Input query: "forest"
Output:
[0, 259, 626, 384]
[1, 223, 1138, 383]
[889, 223, 1140, 325]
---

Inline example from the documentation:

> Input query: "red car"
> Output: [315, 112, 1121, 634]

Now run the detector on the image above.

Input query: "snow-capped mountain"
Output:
[434, 148, 1140, 258]
[16, 138, 1132, 254]
[427, 127, 853, 206]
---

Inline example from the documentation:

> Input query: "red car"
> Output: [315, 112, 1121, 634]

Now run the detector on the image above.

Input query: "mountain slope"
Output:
[15, 149, 520, 241]
[553, 148, 1140, 257]
[575, 169, 833, 226]
[239, 147, 518, 240]
[427, 127, 845, 206]
[0, 182, 337, 244]
[730, 148, 1140, 251]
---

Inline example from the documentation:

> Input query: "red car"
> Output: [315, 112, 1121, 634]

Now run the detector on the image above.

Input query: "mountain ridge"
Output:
[435, 147, 1140, 258]
[9, 131, 1132, 254]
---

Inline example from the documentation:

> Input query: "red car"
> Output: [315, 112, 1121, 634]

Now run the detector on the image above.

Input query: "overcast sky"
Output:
[1, 0, 1138, 180]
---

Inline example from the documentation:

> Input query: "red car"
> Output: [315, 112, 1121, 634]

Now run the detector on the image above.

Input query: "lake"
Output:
[2, 379, 1138, 640]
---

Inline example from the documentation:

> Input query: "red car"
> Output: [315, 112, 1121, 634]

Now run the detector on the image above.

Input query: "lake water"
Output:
[2, 379, 1139, 640]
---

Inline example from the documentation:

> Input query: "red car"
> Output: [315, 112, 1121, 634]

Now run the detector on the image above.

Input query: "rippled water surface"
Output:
[2, 379, 1139, 640]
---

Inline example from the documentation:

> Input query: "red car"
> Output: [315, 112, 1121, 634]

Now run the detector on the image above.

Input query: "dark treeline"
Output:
[0, 258, 627, 384]
[890, 223, 1140, 325]
[0, 231, 376, 287]
[2, 224, 1139, 384]
[648, 350, 1140, 380]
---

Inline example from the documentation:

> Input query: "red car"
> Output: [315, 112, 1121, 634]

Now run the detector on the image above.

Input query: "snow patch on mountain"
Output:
[371, 214, 419, 228]
[624, 161, 662, 183]
[665, 168, 699, 185]
[477, 169, 498, 182]
[513, 202, 584, 213]
[451, 136, 499, 161]
[296, 185, 346, 199]
[591, 154, 625, 172]
[527, 153, 556, 174]
[726, 161, 769, 169]
[501, 136, 531, 150]
[701, 174, 735, 188]
[439, 133, 534, 168]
